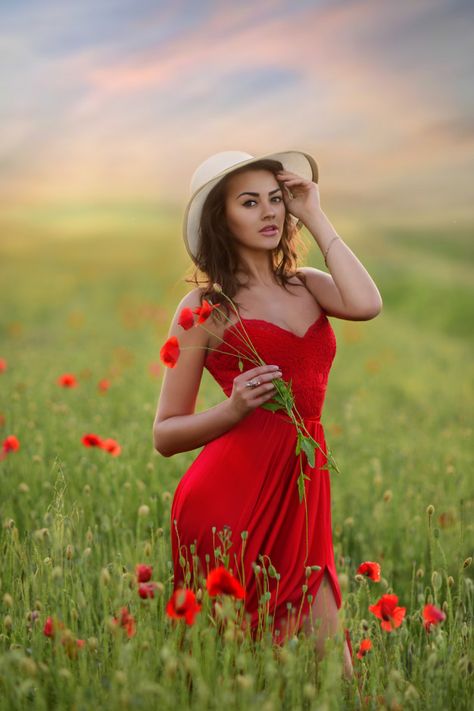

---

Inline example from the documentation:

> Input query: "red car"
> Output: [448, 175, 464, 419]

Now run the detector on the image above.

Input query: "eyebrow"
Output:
[236, 187, 282, 199]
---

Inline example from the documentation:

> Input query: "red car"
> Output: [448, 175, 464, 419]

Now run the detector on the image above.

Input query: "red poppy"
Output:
[423, 603, 446, 632]
[2, 435, 20, 453]
[166, 587, 202, 625]
[0, 358, 7, 373]
[113, 607, 136, 638]
[369, 594, 406, 632]
[192, 300, 220, 324]
[356, 638, 372, 659]
[76, 639, 86, 648]
[58, 373, 78, 388]
[160, 336, 180, 368]
[357, 561, 381, 582]
[82, 433, 103, 447]
[136, 564, 153, 583]
[98, 379, 110, 392]
[43, 616, 65, 638]
[138, 582, 159, 599]
[178, 307, 195, 330]
[43, 616, 55, 638]
[99, 438, 121, 456]
[206, 566, 246, 599]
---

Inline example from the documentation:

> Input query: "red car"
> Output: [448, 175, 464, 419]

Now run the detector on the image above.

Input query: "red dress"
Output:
[170, 310, 342, 643]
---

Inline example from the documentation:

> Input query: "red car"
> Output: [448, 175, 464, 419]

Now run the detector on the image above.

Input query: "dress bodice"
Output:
[205, 311, 337, 420]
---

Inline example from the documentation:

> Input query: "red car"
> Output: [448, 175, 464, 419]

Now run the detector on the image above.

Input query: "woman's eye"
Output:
[243, 196, 282, 207]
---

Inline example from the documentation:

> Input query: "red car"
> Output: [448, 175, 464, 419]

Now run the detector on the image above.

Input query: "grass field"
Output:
[0, 207, 473, 709]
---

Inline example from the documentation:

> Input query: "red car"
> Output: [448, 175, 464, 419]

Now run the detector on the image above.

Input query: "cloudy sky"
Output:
[1, 0, 473, 225]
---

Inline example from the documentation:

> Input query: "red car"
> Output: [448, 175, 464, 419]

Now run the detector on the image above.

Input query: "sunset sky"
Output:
[1, 0, 473, 226]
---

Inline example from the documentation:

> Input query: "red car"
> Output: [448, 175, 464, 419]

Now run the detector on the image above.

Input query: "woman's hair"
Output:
[184, 158, 309, 323]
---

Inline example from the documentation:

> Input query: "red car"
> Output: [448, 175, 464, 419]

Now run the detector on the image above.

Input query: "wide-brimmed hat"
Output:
[182, 149, 319, 263]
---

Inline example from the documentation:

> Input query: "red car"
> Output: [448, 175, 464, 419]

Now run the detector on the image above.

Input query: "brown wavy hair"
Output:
[184, 158, 309, 324]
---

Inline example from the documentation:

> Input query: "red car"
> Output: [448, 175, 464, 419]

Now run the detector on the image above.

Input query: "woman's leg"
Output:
[302, 570, 354, 680]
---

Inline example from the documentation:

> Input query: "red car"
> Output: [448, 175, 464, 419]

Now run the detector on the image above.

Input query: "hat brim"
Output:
[183, 149, 319, 263]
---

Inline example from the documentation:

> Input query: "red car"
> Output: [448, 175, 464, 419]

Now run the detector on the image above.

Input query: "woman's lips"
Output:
[259, 227, 279, 236]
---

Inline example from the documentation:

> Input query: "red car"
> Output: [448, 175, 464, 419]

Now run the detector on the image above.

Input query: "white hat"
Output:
[182, 149, 319, 263]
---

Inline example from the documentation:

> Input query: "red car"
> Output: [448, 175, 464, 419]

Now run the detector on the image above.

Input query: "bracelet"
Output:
[323, 236, 341, 266]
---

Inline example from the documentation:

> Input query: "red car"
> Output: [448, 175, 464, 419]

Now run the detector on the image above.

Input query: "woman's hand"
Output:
[228, 364, 282, 420]
[276, 169, 322, 224]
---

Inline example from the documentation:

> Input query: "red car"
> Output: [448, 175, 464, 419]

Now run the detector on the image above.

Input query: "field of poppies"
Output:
[0, 213, 472, 709]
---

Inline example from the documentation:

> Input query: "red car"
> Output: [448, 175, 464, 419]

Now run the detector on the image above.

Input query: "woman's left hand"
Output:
[276, 169, 322, 223]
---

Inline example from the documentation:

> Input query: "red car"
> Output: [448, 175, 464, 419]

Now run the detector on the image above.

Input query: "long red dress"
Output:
[170, 309, 342, 643]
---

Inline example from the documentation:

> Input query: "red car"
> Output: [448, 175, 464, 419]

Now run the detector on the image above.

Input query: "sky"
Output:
[1, 0, 473, 226]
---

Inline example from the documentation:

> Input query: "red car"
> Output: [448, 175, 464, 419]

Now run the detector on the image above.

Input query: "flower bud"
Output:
[100, 568, 111, 585]
[3, 593, 13, 608]
[463, 557, 472, 569]
[448, 576, 454, 587]
[138, 505, 150, 517]
[426, 504, 435, 517]
[65, 545, 74, 560]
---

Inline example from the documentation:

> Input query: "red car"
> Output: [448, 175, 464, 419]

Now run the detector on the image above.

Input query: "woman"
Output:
[154, 150, 383, 680]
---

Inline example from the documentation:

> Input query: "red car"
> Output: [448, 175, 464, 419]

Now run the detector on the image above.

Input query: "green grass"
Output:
[0, 210, 473, 709]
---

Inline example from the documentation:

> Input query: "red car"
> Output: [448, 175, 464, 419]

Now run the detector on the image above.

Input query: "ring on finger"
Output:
[245, 378, 261, 389]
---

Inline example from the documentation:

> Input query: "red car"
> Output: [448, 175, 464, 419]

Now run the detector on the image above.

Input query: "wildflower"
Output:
[135, 564, 153, 583]
[98, 379, 110, 392]
[206, 566, 246, 599]
[138, 582, 159, 599]
[357, 561, 381, 582]
[369, 593, 406, 631]
[113, 607, 136, 638]
[57, 373, 77, 387]
[356, 638, 372, 659]
[192, 300, 220, 324]
[2, 435, 20, 454]
[43, 616, 65, 638]
[160, 336, 180, 368]
[178, 307, 195, 330]
[99, 438, 121, 456]
[423, 604, 446, 632]
[166, 588, 202, 625]
[81, 433, 103, 448]
[0, 358, 7, 372]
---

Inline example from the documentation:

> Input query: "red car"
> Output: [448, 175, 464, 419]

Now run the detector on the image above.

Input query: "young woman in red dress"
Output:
[153, 150, 383, 681]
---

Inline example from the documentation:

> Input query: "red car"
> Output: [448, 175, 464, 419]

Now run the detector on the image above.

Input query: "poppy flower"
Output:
[357, 561, 381, 582]
[178, 307, 195, 330]
[2, 435, 20, 453]
[98, 379, 110, 392]
[43, 616, 55, 638]
[43, 616, 65, 638]
[135, 564, 153, 583]
[82, 433, 103, 448]
[206, 566, 246, 599]
[369, 593, 406, 632]
[99, 438, 121, 456]
[423, 603, 446, 632]
[160, 336, 180, 368]
[166, 587, 202, 625]
[138, 582, 159, 599]
[57, 373, 78, 387]
[356, 638, 372, 659]
[0, 358, 7, 373]
[113, 607, 136, 638]
[192, 300, 220, 324]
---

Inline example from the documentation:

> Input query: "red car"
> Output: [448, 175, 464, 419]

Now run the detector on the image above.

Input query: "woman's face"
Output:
[224, 169, 286, 251]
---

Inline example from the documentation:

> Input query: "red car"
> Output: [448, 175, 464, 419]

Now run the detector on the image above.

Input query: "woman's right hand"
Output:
[228, 364, 283, 420]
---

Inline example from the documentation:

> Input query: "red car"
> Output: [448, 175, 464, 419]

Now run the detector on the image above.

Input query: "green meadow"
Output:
[0, 205, 473, 709]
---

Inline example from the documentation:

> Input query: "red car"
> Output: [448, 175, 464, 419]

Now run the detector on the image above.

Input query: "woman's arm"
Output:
[153, 288, 281, 457]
